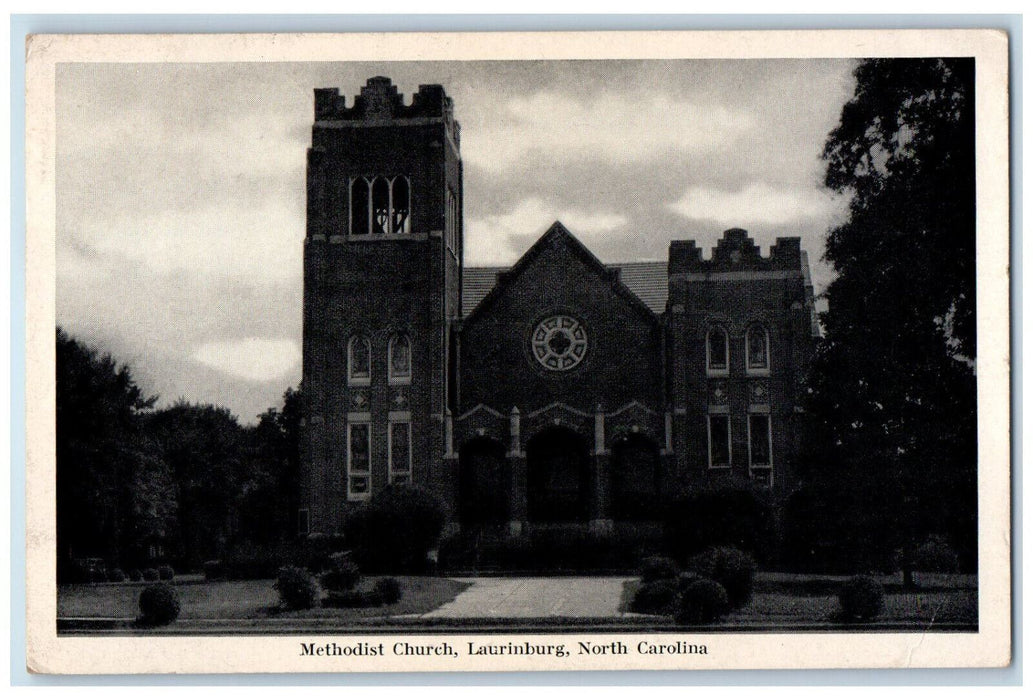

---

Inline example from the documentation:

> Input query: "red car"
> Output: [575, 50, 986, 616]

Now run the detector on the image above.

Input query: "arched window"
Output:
[349, 175, 412, 236]
[388, 334, 411, 384]
[350, 178, 369, 236]
[746, 324, 770, 372]
[371, 177, 390, 234]
[391, 177, 410, 233]
[347, 335, 371, 386]
[706, 327, 729, 374]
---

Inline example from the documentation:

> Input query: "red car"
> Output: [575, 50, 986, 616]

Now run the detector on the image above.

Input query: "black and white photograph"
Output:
[24, 29, 1011, 673]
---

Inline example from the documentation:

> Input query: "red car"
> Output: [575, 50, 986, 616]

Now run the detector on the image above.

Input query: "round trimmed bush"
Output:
[915, 535, 960, 573]
[128, 569, 143, 582]
[630, 578, 680, 615]
[838, 575, 885, 622]
[142, 568, 159, 582]
[375, 577, 402, 605]
[319, 552, 361, 592]
[640, 555, 679, 584]
[675, 578, 729, 625]
[138, 584, 180, 626]
[158, 565, 175, 581]
[275, 566, 318, 610]
[687, 546, 756, 609]
[345, 485, 445, 574]
[677, 570, 702, 591]
[107, 568, 126, 583]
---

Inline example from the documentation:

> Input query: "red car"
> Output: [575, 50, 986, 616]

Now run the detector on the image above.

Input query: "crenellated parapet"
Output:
[314, 77, 460, 145]
[669, 228, 803, 275]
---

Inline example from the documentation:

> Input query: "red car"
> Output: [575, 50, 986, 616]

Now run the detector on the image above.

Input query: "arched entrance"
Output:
[610, 433, 662, 520]
[526, 427, 591, 522]
[458, 438, 508, 527]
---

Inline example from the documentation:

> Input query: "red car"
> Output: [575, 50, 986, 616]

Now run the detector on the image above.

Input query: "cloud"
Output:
[465, 197, 627, 265]
[462, 91, 756, 173]
[191, 337, 301, 382]
[65, 199, 304, 283]
[668, 182, 847, 227]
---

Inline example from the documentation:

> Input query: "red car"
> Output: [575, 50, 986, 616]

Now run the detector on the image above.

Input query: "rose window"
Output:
[531, 315, 588, 371]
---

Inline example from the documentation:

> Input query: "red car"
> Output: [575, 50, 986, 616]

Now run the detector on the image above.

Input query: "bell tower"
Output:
[298, 77, 463, 537]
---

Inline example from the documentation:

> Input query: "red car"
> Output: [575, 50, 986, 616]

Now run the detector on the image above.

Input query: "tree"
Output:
[56, 328, 171, 575]
[236, 386, 304, 545]
[805, 59, 978, 584]
[147, 402, 245, 568]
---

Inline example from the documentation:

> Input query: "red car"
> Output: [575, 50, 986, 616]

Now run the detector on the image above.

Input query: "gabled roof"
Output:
[463, 261, 668, 317]
[461, 222, 664, 322]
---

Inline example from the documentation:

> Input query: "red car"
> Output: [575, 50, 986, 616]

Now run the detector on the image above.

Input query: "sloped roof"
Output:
[463, 260, 669, 317]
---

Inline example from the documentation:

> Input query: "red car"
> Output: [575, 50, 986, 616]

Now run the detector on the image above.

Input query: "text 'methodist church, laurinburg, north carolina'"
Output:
[298, 77, 819, 538]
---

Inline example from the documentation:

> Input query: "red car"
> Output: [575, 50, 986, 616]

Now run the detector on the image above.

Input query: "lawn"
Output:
[621, 572, 978, 627]
[58, 576, 470, 621]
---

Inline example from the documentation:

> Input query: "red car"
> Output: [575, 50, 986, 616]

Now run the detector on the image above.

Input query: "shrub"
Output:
[630, 579, 680, 615]
[203, 560, 225, 581]
[274, 566, 318, 610]
[838, 575, 885, 622]
[292, 535, 349, 574]
[640, 555, 679, 583]
[158, 565, 175, 581]
[128, 569, 143, 582]
[142, 568, 159, 582]
[675, 578, 729, 625]
[914, 535, 960, 573]
[319, 552, 360, 592]
[138, 584, 180, 626]
[107, 568, 126, 583]
[375, 577, 403, 605]
[664, 487, 773, 564]
[323, 589, 383, 609]
[677, 570, 702, 591]
[345, 486, 445, 574]
[687, 546, 756, 609]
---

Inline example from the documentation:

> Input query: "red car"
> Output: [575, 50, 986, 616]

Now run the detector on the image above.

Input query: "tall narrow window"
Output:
[707, 415, 731, 468]
[746, 325, 770, 372]
[348, 336, 371, 386]
[707, 327, 729, 374]
[389, 334, 412, 384]
[371, 177, 390, 234]
[391, 177, 410, 233]
[748, 414, 772, 466]
[389, 422, 412, 485]
[347, 422, 371, 501]
[748, 413, 773, 487]
[350, 178, 369, 235]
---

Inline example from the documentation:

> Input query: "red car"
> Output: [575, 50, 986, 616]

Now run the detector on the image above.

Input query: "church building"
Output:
[298, 77, 819, 538]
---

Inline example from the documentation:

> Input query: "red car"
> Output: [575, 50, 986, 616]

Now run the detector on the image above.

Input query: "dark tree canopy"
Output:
[800, 58, 978, 577]
[822, 58, 975, 359]
[57, 327, 303, 578]
[56, 328, 167, 568]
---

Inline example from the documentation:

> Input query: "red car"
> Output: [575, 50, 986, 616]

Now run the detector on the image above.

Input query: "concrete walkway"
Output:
[423, 576, 635, 618]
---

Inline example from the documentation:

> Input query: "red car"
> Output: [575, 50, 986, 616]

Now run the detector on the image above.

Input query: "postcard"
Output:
[24, 28, 1011, 673]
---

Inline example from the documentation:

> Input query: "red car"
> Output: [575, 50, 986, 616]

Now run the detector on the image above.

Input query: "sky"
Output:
[56, 59, 857, 423]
